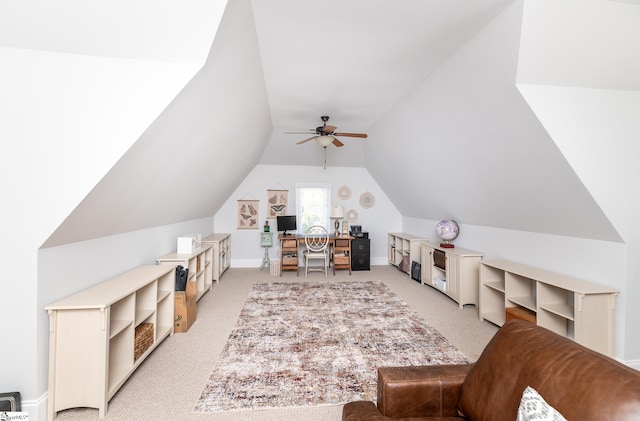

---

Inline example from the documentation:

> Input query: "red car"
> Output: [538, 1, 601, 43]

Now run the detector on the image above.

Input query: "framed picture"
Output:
[267, 189, 288, 218]
[237, 199, 259, 229]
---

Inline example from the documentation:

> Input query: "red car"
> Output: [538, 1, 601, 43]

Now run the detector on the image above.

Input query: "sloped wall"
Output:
[43, 0, 271, 247]
[0, 46, 198, 409]
[365, 0, 619, 243]
[516, 0, 640, 362]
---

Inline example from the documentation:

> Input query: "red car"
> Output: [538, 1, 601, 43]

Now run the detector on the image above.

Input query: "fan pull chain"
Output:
[324, 147, 327, 169]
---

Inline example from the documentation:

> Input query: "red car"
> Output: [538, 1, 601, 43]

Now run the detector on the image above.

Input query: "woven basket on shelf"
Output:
[134, 323, 154, 361]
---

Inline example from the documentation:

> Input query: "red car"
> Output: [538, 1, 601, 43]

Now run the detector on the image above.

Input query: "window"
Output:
[295, 183, 331, 234]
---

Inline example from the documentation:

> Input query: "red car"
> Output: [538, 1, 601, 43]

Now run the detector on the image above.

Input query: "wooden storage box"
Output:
[174, 281, 197, 333]
[506, 306, 536, 324]
[282, 256, 298, 266]
[334, 238, 350, 248]
[282, 239, 297, 248]
[334, 255, 350, 265]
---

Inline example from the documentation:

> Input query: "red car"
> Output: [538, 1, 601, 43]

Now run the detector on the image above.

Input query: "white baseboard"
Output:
[19, 392, 47, 421]
[625, 359, 640, 371]
[232, 257, 388, 269]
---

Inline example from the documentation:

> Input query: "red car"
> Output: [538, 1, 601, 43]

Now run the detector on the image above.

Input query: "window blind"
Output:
[295, 183, 331, 235]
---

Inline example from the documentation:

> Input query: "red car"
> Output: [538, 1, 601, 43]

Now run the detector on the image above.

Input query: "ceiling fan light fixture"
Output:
[316, 135, 333, 147]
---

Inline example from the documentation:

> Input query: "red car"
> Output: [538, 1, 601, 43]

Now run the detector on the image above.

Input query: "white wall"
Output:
[404, 216, 628, 362]
[517, 0, 640, 90]
[515, 0, 640, 364]
[0, 45, 199, 418]
[214, 164, 402, 268]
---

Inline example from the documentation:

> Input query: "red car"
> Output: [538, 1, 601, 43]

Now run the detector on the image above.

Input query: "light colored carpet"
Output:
[193, 281, 469, 413]
[53, 265, 498, 420]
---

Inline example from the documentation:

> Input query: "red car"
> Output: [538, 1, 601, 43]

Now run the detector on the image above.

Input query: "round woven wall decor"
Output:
[346, 208, 358, 223]
[337, 185, 352, 200]
[359, 192, 376, 209]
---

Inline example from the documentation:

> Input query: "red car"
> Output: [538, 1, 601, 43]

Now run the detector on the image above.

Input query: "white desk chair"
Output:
[303, 225, 329, 277]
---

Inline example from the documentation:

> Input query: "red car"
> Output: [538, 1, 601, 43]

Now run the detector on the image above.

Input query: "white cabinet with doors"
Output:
[420, 242, 483, 309]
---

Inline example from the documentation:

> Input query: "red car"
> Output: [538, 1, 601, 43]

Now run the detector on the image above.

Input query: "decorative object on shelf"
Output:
[264, 220, 270, 232]
[330, 205, 345, 237]
[346, 208, 358, 223]
[359, 192, 376, 209]
[177, 234, 202, 254]
[237, 199, 259, 229]
[342, 220, 349, 235]
[436, 219, 459, 248]
[267, 189, 288, 218]
[134, 323, 154, 361]
[337, 184, 352, 200]
[175, 265, 188, 291]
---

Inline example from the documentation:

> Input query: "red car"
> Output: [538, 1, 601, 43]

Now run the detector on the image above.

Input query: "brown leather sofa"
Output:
[343, 319, 640, 420]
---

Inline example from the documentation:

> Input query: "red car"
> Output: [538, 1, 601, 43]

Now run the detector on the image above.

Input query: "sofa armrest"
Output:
[377, 364, 473, 418]
[343, 401, 387, 421]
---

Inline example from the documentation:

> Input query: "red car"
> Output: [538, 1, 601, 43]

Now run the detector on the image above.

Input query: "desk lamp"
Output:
[330, 205, 344, 237]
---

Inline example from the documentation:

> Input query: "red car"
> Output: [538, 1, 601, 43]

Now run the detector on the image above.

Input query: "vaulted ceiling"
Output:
[3, 0, 636, 248]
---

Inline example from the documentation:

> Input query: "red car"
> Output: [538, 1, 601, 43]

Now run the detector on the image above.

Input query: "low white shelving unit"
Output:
[156, 243, 213, 301]
[202, 233, 231, 282]
[46, 265, 176, 419]
[388, 232, 426, 276]
[479, 259, 618, 356]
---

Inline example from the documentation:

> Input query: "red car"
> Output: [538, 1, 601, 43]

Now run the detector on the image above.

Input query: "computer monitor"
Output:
[276, 215, 297, 235]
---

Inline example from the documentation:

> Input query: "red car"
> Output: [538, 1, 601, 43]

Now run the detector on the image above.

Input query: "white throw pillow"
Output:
[516, 386, 567, 421]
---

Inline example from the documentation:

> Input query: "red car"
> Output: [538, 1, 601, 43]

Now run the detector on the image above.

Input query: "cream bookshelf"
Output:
[202, 233, 231, 281]
[388, 232, 426, 276]
[156, 243, 213, 301]
[479, 259, 618, 356]
[46, 265, 175, 419]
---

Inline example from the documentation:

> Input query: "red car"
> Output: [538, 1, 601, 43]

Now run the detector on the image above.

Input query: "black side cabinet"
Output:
[351, 237, 370, 271]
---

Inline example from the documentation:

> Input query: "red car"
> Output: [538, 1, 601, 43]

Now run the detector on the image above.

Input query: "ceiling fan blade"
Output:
[332, 138, 344, 147]
[319, 125, 337, 134]
[333, 132, 368, 138]
[296, 136, 316, 145]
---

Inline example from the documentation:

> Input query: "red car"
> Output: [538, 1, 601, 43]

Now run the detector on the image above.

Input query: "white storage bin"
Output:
[177, 234, 202, 254]
[270, 259, 281, 276]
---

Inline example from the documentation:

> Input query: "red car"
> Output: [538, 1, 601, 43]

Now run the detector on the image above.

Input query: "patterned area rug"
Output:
[193, 281, 468, 413]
